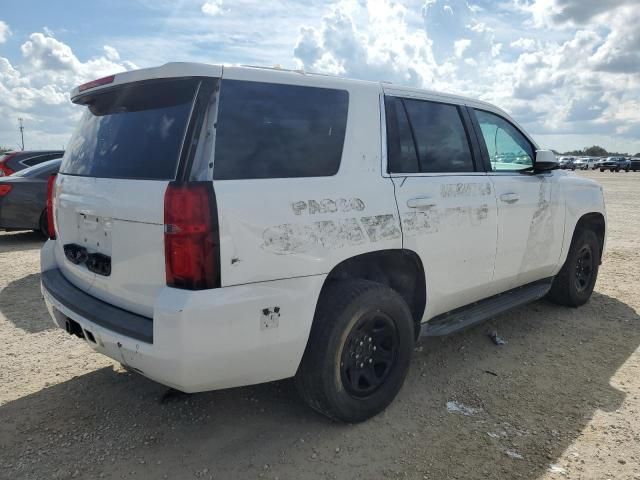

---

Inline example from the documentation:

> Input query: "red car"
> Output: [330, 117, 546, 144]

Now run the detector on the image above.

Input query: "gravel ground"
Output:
[1, 170, 639, 480]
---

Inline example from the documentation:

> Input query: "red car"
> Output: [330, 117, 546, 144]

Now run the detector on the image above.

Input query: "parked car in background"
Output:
[41, 63, 606, 423]
[574, 157, 597, 170]
[599, 156, 628, 172]
[558, 156, 576, 170]
[0, 158, 61, 236]
[0, 150, 65, 177]
[628, 157, 640, 172]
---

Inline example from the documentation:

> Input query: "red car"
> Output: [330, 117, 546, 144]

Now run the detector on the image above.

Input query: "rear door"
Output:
[469, 108, 564, 293]
[383, 92, 498, 320]
[53, 75, 218, 317]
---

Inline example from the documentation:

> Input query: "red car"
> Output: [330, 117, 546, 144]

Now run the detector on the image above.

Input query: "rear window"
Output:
[14, 159, 61, 178]
[213, 80, 349, 180]
[60, 78, 200, 180]
[22, 153, 63, 167]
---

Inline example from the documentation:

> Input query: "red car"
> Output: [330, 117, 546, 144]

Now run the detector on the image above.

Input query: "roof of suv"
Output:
[70, 62, 536, 149]
[71, 63, 506, 116]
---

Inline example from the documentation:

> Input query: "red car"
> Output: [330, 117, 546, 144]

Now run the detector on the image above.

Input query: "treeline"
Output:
[560, 145, 640, 157]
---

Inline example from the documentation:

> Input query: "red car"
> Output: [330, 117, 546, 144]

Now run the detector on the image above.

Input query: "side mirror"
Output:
[534, 150, 558, 172]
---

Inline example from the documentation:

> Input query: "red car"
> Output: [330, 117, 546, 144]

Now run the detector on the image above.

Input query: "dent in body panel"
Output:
[519, 178, 554, 273]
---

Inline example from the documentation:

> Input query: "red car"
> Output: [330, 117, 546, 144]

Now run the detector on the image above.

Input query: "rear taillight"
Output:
[0, 152, 17, 176]
[46, 174, 57, 240]
[164, 182, 220, 290]
[0, 184, 12, 196]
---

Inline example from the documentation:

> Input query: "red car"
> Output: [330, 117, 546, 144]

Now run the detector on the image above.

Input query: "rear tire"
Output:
[38, 210, 50, 239]
[295, 279, 415, 423]
[548, 228, 600, 307]
[600, 169, 605, 172]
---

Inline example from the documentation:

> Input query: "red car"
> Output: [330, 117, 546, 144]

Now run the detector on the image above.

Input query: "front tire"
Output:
[295, 279, 415, 423]
[548, 229, 600, 307]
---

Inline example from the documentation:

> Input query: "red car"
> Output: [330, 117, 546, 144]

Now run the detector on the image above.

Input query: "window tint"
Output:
[60, 78, 200, 180]
[474, 110, 534, 171]
[213, 80, 348, 180]
[404, 99, 474, 173]
[22, 155, 47, 167]
[385, 97, 419, 173]
[22, 153, 63, 166]
[386, 96, 474, 173]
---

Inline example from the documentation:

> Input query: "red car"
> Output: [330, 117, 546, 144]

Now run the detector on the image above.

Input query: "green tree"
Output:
[583, 145, 608, 157]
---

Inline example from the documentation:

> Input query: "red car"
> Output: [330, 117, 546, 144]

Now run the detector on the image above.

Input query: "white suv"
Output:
[41, 63, 606, 422]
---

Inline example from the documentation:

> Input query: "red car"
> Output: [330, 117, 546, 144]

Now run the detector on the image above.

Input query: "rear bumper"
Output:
[40, 241, 325, 393]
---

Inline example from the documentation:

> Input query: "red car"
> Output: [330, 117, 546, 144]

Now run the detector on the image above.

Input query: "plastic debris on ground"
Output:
[489, 330, 506, 346]
[446, 400, 480, 416]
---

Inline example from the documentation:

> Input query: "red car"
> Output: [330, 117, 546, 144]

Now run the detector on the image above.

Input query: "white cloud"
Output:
[290, 0, 640, 153]
[453, 38, 470, 58]
[510, 38, 537, 52]
[201, 0, 223, 16]
[0, 20, 10, 44]
[294, 0, 439, 88]
[103, 45, 120, 61]
[0, 32, 136, 149]
[518, 0, 634, 27]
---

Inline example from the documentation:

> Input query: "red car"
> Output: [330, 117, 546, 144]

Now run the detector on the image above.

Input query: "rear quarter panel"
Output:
[0, 180, 46, 229]
[213, 73, 401, 286]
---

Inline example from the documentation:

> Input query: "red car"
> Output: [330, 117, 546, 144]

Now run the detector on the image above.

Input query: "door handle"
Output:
[500, 193, 520, 204]
[407, 197, 436, 209]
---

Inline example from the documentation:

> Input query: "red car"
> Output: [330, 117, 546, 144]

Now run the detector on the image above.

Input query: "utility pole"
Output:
[18, 118, 25, 151]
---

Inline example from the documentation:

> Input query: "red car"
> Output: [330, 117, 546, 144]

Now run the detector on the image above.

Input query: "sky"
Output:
[0, 0, 638, 154]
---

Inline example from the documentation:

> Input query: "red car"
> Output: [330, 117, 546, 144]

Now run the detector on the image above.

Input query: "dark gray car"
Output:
[0, 159, 61, 236]
[0, 150, 64, 177]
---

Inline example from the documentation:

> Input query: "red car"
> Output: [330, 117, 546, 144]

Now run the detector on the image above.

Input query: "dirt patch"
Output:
[1, 171, 639, 479]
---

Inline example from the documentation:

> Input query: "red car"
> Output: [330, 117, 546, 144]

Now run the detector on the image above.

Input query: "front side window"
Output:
[474, 110, 534, 172]
[213, 80, 349, 180]
[386, 96, 475, 173]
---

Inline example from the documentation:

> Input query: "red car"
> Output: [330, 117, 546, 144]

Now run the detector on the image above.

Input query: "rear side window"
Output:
[385, 97, 419, 173]
[386, 96, 475, 173]
[60, 78, 200, 180]
[213, 80, 349, 180]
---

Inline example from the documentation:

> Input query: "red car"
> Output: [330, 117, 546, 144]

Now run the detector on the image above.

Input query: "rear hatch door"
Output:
[53, 75, 217, 317]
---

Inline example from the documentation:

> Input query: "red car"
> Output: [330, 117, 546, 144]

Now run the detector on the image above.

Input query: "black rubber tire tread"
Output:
[295, 279, 414, 423]
[547, 228, 600, 307]
[38, 209, 49, 239]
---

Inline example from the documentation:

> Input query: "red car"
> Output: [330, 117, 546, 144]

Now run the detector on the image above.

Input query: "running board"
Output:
[420, 278, 553, 337]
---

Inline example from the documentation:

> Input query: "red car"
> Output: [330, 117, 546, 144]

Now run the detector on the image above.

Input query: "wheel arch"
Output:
[315, 249, 427, 338]
[572, 212, 606, 263]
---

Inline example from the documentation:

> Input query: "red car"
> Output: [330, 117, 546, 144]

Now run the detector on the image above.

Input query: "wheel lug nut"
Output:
[373, 346, 377, 351]
[360, 363, 364, 368]
[368, 358, 373, 363]
[359, 341, 363, 346]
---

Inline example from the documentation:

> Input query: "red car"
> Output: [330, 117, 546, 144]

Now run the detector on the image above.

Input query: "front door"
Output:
[470, 108, 564, 293]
